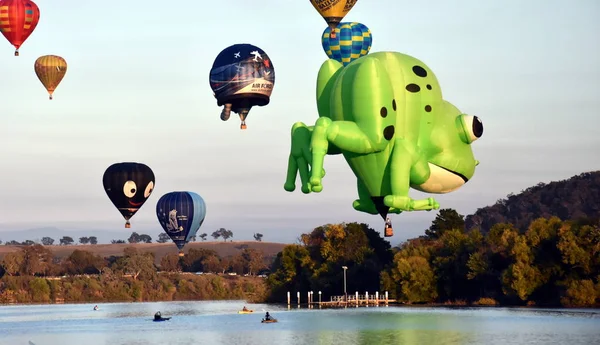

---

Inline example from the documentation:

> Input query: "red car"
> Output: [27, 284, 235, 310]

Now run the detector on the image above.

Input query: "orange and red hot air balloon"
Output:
[34, 55, 67, 100]
[0, 0, 40, 56]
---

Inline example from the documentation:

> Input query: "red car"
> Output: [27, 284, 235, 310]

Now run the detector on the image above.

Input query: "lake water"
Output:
[0, 301, 599, 345]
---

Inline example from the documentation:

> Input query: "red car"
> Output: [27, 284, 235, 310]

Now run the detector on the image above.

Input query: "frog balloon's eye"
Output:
[123, 180, 137, 198]
[144, 181, 154, 198]
[457, 115, 483, 144]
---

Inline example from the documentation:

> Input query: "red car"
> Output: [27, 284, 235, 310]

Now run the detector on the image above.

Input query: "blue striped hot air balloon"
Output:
[322, 22, 372, 66]
[156, 191, 206, 255]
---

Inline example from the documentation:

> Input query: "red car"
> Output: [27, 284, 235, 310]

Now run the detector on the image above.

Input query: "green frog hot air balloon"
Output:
[284, 52, 484, 237]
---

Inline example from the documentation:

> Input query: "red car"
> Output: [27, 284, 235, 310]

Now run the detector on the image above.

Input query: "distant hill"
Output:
[0, 241, 287, 265]
[465, 171, 600, 233]
[0, 226, 156, 245]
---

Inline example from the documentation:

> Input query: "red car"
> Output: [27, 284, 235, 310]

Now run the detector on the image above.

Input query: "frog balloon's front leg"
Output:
[309, 117, 375, 193]
[353, 176, 404, 215]
[284, 121, 342, 193]
[284, 122, 314, 193]
[384, 140, 440, 211]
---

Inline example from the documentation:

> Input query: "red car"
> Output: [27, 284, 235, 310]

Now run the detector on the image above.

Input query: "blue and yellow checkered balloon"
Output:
[322, 22, 372, 66]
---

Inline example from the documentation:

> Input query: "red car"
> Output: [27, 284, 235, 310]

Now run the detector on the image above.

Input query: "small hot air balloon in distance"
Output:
[310, 0, 358, 39]
[156, 191, 206, 256]
[322, 22, 371, 66]
[209, 43, 275, 130]
[0, 0, 40, 56]
[34, 55, 67, 100]
[103, 162, 155, 229]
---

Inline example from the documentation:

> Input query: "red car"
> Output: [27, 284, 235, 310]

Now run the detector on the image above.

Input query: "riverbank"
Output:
[0, 273, 269, 305]
[0, 241, 287, 265]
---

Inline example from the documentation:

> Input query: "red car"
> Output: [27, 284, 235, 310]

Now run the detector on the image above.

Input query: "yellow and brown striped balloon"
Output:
[34, 55, 67, 100]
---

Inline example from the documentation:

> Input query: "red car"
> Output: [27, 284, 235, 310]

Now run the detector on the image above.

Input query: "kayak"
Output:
[238, 310, 254, 314]
[261, 319, 278, 323]
[153, 317, 171, 322]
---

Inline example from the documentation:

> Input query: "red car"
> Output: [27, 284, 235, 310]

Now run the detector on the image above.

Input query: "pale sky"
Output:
[0, 0, 598, 245]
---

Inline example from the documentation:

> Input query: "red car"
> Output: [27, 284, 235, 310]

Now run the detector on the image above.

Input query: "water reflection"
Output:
[1, 301, 599, 345]
[357, 329, 469, 345]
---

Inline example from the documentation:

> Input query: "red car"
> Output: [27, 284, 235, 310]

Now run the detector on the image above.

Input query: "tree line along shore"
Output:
[1, 209, 598, 308]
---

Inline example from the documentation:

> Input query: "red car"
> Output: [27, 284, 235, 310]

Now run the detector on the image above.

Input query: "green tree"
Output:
[21, 245, 54, 276]
[59, 236, 74, 245]
[41, 237, 54, 246]
[211, 228, 233, 242]
[199, 233, 207, 241]
[230, 253, 246, 274]
[64, 249, 106, 275]
[1, 251, 25, 276]
[242, 248, 265, 275]
[266, 222, 392, 302]
[501, 234, 543, 302]
[425, 208, 465, 239]
[560, 279, 597, 307]
[266, 244, 312, 302]
[220, 228, 233, 242]
[89, 236, 98, 245]
[160, 253, 181, 272]
[138, 234, 152, 243]
[157, 233, 170, 243]
[253, 233, 263, 242]
[29, 277, 51, 302]
[128, 232, 141, 244]
[392, 255, 437, 303]
[431, 229, 481, 301]
[123, 251, 156, 280]
[202, 255, 221, 273]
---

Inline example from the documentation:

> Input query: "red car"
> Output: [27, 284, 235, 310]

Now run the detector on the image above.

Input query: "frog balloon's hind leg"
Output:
[352, 179, 379, 215]
[384, 139, 440, 211]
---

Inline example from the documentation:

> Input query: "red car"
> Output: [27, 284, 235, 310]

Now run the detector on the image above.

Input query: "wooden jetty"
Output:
[286, 291, 397, 308]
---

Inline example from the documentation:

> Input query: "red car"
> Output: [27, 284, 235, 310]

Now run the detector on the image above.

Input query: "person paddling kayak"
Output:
[154, 311, 171, 321]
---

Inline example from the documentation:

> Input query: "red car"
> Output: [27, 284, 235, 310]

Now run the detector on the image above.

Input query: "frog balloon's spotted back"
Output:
[284, 51, 484, 237]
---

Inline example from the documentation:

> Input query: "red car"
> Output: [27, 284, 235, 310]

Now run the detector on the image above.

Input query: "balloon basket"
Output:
[178, 251, 185, 257]
[384, 226, 393, 237]
[125, 222, 131, 229]
[14, 50, 19, 57]
[49, 95, 53, 100]
[240, 123, 247, 130]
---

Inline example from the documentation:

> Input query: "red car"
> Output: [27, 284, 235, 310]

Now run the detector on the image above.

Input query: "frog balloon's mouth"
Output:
[411, 163, 469, 194]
